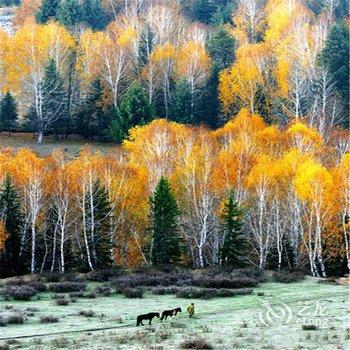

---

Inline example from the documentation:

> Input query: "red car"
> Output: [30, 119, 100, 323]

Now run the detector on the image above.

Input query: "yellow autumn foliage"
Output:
[294, 160, 333, 203]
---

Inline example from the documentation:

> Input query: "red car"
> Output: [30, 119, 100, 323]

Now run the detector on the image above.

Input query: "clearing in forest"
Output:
[0, 278, 348, 349]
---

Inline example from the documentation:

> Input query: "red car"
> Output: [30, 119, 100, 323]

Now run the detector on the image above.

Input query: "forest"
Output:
[0, 0, 349, 278]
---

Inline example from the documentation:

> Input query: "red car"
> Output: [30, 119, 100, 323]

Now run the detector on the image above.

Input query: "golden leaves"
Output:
[0, 28, 9, 92]
[294, 160, 333, 204]
[176, 41, 211, 85]
[6, 21, 75, 93]
[150, 43, 176, 62]
[219, 44, 270, 112]
[286, 120, 323, 152]
[116, 27, 137, 46]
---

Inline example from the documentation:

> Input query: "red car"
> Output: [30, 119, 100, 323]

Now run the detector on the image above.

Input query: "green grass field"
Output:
[0, 278, 348, 349]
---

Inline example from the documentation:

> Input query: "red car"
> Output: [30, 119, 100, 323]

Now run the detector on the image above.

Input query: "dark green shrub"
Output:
[79, 309, 95, 317]
[86, 269, 123, 282]
[27, 281, 47, 292]
[192, 276, 258, 289]
[55, 298, 70, 306]
[26, 307, 39, 313]
[7, 313, 25, 324]
[151, 286, 179, 295]
[0, 315, 7, 326]
[69, 292, 84, 298]
[94, 285, 112, 296]
[123, 288, 144, 298]
[48, 282, 86, 293]
[5, 279, 26, 286]
[84, 292, 97, 299]
[180, 338, 213, 349]
[61, 273, 86, 283]
[231, 268, 266, 283]
[113, 273, 176, 288]
[51, 293, 66, 300]
[43, 273, 61, 283]
[273, 271, 304, 283]
[40, 315, 59, 323]
[2, 286, 37, 301]
[175, 287, 252, 299]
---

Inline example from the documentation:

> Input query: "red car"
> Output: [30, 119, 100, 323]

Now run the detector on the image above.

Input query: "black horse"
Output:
[136, 312, 160, 326]
[160, 307, 182, 321]
[172, 307, 182, 316]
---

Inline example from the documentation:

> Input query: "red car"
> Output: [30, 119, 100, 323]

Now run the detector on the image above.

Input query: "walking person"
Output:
[187, 303, 195, 318]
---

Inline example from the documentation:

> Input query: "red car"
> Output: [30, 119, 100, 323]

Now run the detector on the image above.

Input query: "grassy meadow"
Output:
[0, 133, 115, 157]
[0, 278, 348, 349]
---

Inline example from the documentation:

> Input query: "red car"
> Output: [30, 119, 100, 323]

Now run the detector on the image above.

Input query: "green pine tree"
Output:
[82, 0, 108, 30]
[57, 0, 82, 27]
[108, 81, 155, 142]
[36, 0, 59, 23]
[169, 80, 193, 124]
[220, 192, 247, 268]
[201, 27, 236, 127]
[206, 26, 236, 70]
[150, 177, 181, 265]
[199, 64, 221, 127]
[0, 175, 23, 277]
[0, 0, 20, 6]
[42, 59, 67, 137]
[22, 106, 37, 133]
[85, 181, 113, 269]
[189, 0, 216, 24]
[0, 92, 18, 136]
[321, 21, 349, 114]
[211, 2, 235, 26]
[76, 79, 107, 139]
[138, 25, 154, 69]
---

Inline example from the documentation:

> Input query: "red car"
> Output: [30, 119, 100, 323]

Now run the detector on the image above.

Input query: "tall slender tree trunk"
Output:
[82, 189, 93, 271]
[40, 232, 48, 273]
[343, 220, 350, 274]
[198, 243, 204, 268]
[190, 81, 194, 121]
[60, 227, 65, 274]
[315, 211, 326, 277]
[258, 196, 265, 269]
[31, 222, 36, 274]
[50, 222, 58, 272]
[292, 206, 299, 267]
[88, 180, 97, 265]
[37, 130, 44, 145]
